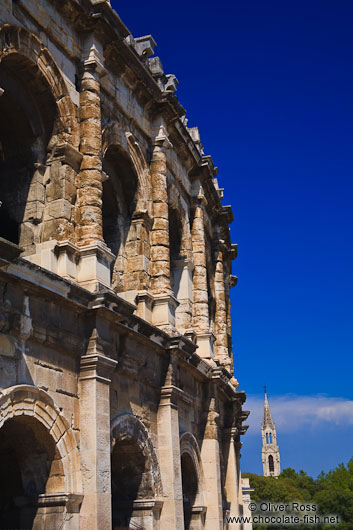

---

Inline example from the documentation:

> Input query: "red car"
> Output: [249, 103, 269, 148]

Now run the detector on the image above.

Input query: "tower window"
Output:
[270, 433, 272, 444]
[266, 433, 269, 444]
[269, 454, 274, 472]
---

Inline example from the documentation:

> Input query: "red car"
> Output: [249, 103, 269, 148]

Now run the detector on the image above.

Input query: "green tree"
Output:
[243, 459, 353, 530]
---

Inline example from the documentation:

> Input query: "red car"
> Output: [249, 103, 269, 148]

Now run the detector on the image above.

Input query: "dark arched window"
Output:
[0, 54, 56, 249]
[168, 206, 183, 299]
[268, 454, 274, 473]
[266, 433, 269, 444]
[269, 433, 273, 444]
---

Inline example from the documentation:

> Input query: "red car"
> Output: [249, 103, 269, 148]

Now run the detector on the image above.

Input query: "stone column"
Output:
[201, 391, 223, 530]
[150, 125, 178, 329]
[77, 45, 103, 245]
[191, 196, 214, 360]
[214, 241, 231, 370]
[157, 350, 184, 530]
[235, 441, 243, 517]
[79, 329, 117, 530]
[75, 41, 114, 290]
[223, 428, 241, 527]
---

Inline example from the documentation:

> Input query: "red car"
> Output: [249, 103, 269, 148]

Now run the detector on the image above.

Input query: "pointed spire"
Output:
[262, 389, 275, 429]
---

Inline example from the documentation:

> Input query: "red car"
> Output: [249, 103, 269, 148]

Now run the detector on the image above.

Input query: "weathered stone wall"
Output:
[0, 1, 248, 529]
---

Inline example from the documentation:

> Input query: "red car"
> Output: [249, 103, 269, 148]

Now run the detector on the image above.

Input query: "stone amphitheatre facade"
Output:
[0, 1, 249, 529]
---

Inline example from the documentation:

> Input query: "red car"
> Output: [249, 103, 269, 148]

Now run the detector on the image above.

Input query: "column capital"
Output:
[79, 353, 117, 384]
[204, 396, 221, 439]
[82, 42, 105, 77]
[152, 124, 173, 150]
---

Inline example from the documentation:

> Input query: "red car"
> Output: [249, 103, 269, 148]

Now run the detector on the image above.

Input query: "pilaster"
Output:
[214, 240, 231, 370]
[191, 195, 214, 361]
[201, 389, 223, 530]
[79, 329, 117, 530]
[74, 39, 115, 291]
[157, 349, 184, 530]
[150, 125, 178, 329]
[223, 428, 241, 528]
[76, 40, 105, 245]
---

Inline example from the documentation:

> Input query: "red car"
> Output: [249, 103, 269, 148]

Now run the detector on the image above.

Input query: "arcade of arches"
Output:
[0, 2, 248, 529]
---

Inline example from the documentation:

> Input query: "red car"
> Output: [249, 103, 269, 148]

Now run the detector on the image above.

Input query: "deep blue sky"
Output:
[111, 1, 353, 475]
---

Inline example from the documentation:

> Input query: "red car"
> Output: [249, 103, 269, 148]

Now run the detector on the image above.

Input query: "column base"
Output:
[24, 240, 115, 292]
[195, 332, 216, 362]
[77, 242, 115, 291]
[152, 293, 179, 329]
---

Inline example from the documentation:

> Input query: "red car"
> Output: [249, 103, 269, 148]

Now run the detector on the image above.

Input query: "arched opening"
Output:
[0, 53, 57, 250]
[207, 265, 216, 332]
[102, 146, 138, 290]
[181, 452, 199, 530]
[270, 433, 273, 444]
[268, 454, 274, 473]
[0, 415, 64, 528]
[266, 433, 269, 444]
[169, 206, 183, 299]
[111, 438, 153, 529]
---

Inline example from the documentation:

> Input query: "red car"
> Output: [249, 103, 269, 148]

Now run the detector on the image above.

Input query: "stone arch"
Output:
[0, 385, 82, 494]
[111, 413, 162, 497]
[102, 124, 152, 215]
[180, 432, 206, 529]
[111, 413, 162, 528]
[102, 124, 152, 292]
[0, 24, 78, 147]
[0, 25, 79, 249]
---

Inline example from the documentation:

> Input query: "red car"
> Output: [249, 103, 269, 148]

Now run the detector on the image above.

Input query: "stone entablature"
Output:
[0, 239, 248, 529]
[0, 0, 236, 370]
[0, 1, 249, 528]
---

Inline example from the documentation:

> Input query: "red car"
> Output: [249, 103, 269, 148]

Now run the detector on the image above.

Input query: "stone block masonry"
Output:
[0, 1, 249, 529]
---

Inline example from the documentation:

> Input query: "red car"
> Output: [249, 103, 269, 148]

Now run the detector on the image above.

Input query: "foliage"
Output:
[243, 458, 353, 530]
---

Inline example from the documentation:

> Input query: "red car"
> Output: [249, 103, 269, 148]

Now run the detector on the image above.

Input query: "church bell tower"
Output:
[261, 389, 281, 477]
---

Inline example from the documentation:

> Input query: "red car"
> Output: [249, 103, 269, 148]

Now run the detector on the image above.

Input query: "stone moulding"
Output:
[0, 384, 82, 493]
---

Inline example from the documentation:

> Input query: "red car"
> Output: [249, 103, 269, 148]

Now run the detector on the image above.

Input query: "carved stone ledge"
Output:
[37, 493, 84, 513]
[79, 353, 117, 384]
